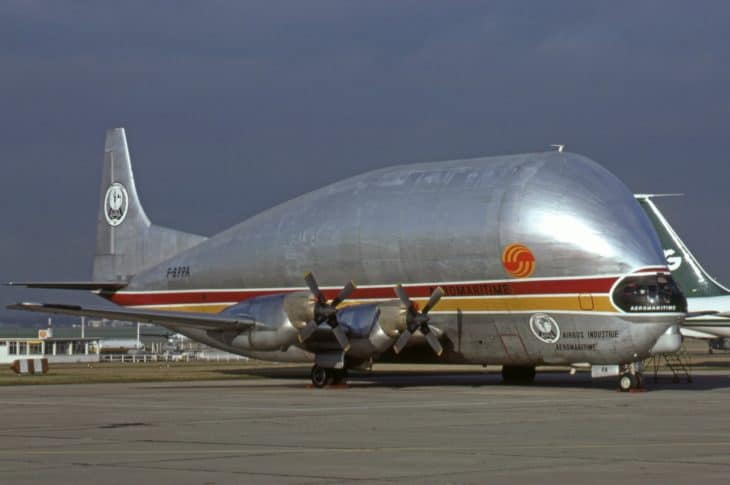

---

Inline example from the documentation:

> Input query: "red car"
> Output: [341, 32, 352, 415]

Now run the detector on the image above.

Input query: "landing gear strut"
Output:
[501, 365, 536, 384]
[310, 365, 348, 388]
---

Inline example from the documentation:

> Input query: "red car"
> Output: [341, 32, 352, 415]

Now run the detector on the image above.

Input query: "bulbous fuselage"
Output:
[112, 151, 684, 365]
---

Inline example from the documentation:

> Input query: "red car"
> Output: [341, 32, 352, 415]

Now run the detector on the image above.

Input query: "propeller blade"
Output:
[298, 320, 319, 343]
[424, 330, 444, 356]
[393, 328, 413, 354]
[304, 272, 325, 303]
[330, 280, 356, 308]
[330, 324, 351, 352]
[421, 286, 444, 314]
[394, 285, 413, 309]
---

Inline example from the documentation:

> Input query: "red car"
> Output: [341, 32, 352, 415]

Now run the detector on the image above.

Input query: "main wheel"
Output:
[311, 365, 333, 388]
[619, 372, 636, 392]
[501, 366, 536, 384]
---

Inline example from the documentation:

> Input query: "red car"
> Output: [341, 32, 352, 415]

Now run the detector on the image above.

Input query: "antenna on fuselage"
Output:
[633, 193, 684, 199]
[550, 144, 565, 153]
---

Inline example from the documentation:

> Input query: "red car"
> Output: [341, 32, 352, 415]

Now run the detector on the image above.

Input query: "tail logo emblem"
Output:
[104, 182, 129, 227]
[664, 248, 682, 271]
[502, 243, 535, 278]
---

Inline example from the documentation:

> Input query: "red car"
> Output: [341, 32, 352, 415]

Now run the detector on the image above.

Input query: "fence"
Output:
[100, 352, 249, 364]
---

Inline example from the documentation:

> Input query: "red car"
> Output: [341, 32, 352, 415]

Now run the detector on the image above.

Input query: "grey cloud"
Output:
[2, 1, 730, 320]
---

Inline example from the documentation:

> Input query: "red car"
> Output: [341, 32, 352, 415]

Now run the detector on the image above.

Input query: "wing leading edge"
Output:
[6, 281, 128, 291]
[7, 302, 257, 332]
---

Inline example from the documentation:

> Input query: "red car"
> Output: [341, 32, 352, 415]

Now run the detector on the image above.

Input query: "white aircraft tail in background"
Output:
[636, 194, 730, 342]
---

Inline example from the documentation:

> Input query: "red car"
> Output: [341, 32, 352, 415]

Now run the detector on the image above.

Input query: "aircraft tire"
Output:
[619, 372, 636, 392]
[311, 365, 333, 388]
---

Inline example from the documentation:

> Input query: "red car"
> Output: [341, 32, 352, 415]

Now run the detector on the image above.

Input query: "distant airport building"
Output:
[0, 328, 100, 364]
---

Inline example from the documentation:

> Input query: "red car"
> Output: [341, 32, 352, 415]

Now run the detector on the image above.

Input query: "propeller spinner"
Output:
[392, 285, 445, 356]
[298, 272, 355, 351]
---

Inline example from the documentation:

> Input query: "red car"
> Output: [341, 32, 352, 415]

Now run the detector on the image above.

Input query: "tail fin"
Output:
[635, 194, 729, 297]
[93, 128, 206, 281]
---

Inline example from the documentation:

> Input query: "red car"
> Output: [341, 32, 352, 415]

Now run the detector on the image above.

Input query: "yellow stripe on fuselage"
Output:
[131, 295, 617, 314]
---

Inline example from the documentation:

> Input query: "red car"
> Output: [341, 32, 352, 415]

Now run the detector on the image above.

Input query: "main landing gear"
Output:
[501, 365, 536, 384]
[310, 365, 348, 388]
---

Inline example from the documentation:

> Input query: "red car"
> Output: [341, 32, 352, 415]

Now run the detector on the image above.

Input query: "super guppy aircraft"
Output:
[9, 128, 687, 390]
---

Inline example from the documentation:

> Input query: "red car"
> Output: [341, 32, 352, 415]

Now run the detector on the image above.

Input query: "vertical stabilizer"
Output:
[636, 194, 729, 297]
[93, 128, 206, 281]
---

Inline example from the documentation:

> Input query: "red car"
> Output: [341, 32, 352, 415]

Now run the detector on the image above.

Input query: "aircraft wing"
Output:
[7, 302, 256, 331]
[6, 281, 128, 291]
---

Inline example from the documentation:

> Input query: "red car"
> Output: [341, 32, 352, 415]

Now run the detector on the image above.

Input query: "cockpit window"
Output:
[612, 273, 686, 313]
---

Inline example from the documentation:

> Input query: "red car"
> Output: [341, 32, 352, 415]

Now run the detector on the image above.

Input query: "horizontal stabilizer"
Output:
[8, 302, 257, 332]
[6, 281, 128, 291]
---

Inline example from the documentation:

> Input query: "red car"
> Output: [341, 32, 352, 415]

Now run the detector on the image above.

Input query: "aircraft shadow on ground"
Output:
[210, 366, 730, 392]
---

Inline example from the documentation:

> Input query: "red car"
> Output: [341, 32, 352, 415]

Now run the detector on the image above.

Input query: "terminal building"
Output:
[0, 328, 100, 364]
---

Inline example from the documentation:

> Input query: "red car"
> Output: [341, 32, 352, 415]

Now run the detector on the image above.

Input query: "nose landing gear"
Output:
[618, 362, 644, 392]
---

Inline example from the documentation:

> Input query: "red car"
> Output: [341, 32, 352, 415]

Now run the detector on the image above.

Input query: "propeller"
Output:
[392, 285, 444, 356]
[298, 272, 356, 351]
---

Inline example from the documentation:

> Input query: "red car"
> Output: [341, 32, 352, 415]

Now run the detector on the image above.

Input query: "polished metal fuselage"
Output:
[112, 151, 682, 365]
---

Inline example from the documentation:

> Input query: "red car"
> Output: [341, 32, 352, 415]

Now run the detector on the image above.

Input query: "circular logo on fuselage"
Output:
[502, 243, 535, 278]
[529, 313, 560, 343]
[104, 182, 129, 227]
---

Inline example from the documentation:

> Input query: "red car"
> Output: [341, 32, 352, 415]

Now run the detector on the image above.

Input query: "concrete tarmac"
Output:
[2, 368, 730, 484]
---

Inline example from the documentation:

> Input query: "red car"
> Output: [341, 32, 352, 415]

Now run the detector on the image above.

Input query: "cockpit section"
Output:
[612, 273, 686, 313]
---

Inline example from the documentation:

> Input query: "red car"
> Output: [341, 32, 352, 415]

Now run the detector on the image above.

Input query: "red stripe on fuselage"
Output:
[107, 277, 619, 307]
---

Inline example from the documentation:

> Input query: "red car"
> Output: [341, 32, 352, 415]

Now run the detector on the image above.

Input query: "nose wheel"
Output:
[310, 365, 348, 388]
[618, 363, 644, 392]
[619, 373, 636, 392]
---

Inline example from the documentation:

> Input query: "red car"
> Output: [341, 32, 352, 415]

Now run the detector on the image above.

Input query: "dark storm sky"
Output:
[2, 1, 730, 321]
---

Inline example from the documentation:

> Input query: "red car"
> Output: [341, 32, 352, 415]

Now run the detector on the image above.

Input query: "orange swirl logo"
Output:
[502, 243, 535, 278]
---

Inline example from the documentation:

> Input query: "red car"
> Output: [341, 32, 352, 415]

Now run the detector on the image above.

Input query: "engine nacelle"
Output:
[220, 294, 302, 351]
[336, 301, 406, 357]
[217, 292, 406, 358]
[282, 291, 316, 330]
